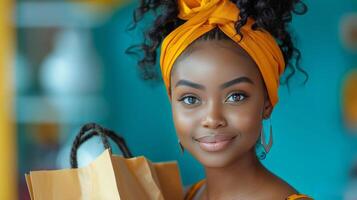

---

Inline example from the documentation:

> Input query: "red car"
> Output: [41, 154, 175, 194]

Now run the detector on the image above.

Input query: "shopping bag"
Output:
[25, 123, 184, 200]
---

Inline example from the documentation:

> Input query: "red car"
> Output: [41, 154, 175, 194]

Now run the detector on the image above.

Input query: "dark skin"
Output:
[169, 40, 300, 199]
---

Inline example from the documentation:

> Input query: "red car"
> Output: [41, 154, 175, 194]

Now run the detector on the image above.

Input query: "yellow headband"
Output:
[160, 0, 285, 106]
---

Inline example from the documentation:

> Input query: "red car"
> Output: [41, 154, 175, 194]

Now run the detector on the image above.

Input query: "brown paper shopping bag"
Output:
[26, 123, 184, 200]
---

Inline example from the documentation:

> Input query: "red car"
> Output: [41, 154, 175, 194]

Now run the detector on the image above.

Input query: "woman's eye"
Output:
[179, 95, 200, 105]
[226, 93, 247, 103]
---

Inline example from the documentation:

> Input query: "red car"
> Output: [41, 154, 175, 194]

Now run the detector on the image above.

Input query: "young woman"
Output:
[128, 0, 313, 199]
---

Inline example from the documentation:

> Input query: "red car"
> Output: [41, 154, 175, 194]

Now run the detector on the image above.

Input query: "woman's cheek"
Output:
[227, 109, 262, 139]
[172, 105, 196, 138]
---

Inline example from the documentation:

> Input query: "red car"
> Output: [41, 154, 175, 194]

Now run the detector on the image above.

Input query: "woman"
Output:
[128, 0, 313, 199]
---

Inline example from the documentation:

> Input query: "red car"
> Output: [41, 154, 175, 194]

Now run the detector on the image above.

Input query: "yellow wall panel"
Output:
[0, 0, 17, 199]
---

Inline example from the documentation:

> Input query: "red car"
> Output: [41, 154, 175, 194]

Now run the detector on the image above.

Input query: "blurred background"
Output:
[0, 0, 357, 199]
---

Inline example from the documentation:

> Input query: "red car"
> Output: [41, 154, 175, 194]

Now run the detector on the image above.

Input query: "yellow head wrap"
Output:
[160, 0, 285, 106]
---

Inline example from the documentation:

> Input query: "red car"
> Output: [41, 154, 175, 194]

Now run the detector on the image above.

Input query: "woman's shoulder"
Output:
[262, 182, 313, 200]
[265, 174, 313, 200]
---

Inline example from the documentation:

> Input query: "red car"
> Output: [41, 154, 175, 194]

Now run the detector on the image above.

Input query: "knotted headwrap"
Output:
[160, 0, 285, 106]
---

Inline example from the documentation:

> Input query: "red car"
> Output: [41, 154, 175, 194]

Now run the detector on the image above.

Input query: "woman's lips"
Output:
[194, 134, 237, 152]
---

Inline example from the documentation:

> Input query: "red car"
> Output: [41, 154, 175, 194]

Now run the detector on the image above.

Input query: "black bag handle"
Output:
[70, 123, 133, 168]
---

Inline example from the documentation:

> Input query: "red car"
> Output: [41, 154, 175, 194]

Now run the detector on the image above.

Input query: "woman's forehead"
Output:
[171, 40, 262, 86]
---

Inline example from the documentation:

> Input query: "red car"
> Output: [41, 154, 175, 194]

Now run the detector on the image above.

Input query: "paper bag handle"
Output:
[70, 123, 133, 168]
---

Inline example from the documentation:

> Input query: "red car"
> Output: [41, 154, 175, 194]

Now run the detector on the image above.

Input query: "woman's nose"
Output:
[201, 102, 227, 129]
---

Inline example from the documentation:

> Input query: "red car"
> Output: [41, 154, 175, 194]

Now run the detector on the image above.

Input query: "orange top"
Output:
[184, 180, 313, 200]
[160, 0, 285, 107]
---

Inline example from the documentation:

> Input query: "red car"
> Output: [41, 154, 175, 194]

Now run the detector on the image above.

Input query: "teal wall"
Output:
[93, 0, 357, 199]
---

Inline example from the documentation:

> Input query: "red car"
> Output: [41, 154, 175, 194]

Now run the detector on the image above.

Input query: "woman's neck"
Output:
[202, 149, 268, 199]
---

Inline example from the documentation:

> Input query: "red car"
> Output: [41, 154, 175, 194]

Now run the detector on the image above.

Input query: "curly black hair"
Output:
[126, 0, 308, 87]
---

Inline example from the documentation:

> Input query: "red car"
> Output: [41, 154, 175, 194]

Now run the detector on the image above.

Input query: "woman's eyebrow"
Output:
[175, 76, 254, 90]
[175, 80, 206, 90]
[220, 76, 254, 89]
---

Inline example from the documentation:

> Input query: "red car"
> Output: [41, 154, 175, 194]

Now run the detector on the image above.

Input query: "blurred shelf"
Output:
[15, 2, 110, 28]
[16, 95, 109, 124]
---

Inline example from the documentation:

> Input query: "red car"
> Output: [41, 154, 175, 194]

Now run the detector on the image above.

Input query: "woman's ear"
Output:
[168, 89, 172, 104]
[263, 99, 273, 119]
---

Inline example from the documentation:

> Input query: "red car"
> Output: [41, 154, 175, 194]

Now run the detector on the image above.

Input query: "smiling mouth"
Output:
[194, 134, 238, 152]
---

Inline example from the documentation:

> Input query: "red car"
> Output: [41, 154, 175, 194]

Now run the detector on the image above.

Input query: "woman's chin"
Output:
[191, 149, 244, 168]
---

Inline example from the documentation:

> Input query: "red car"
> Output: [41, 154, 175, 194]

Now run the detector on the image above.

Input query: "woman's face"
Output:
[170, 39, 273, 168]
